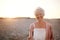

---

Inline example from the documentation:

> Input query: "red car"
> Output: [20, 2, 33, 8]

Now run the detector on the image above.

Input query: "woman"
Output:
[28, 7, 54, 40]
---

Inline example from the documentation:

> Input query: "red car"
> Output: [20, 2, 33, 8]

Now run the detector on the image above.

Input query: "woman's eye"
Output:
[36, 17, 39, 19]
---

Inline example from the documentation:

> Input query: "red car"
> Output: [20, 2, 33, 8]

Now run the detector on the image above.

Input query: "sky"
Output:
[0, 0, 60, 19]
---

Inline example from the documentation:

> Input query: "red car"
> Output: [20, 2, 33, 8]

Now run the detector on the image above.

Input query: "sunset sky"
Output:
[0, 0, 60, 19]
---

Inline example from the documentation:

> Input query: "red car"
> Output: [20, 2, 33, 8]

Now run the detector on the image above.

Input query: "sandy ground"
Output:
[0, 18, 60, 40]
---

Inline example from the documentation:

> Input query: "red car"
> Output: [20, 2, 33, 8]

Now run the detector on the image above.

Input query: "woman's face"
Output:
[35, 11, 44, 22]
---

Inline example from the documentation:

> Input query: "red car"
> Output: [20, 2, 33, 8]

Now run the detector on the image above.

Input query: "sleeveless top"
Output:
[33, 22, 47, 40]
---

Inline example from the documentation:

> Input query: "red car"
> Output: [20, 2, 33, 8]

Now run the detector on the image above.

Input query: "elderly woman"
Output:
[28, 7, 54, 40]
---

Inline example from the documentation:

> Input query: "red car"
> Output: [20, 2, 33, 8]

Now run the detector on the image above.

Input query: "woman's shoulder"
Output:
[45, 21, 52, 29]
[46, 21, 52, 26]
[29, 22, 37, 28]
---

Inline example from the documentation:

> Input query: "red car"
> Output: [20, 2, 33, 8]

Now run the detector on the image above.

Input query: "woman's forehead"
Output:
[35, 12, 42, 15]
[35, 11, 44, 16]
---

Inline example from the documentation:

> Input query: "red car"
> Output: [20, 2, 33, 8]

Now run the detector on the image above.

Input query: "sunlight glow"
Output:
[0, 0, 60, 19]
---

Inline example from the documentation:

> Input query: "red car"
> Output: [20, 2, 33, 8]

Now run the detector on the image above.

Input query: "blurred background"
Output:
[0, 0, 60, 40]
[0, 18, 60, 40]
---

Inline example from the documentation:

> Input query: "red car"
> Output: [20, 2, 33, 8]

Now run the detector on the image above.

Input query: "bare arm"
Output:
[46, 23, 54, 40]
[28, 24, 34, 40]
[50, 25, 54, 40]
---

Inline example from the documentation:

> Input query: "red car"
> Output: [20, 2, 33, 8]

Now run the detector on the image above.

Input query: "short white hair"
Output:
[35, 7, 45, 16]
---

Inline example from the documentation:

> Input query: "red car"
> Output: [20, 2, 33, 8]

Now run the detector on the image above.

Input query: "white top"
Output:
[33, 28, 46, 40]
[33, 23, 46, 40]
